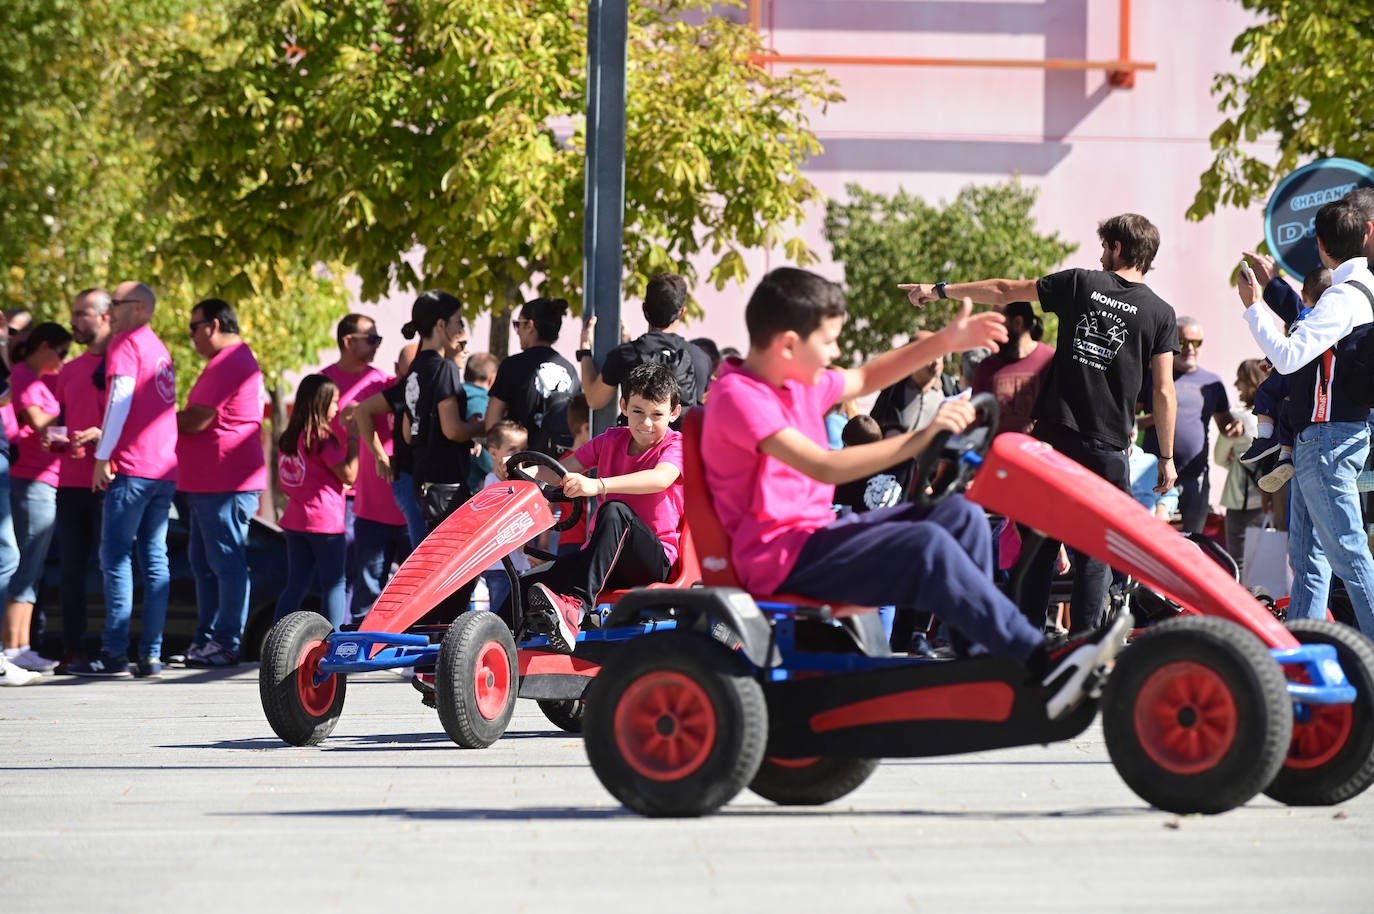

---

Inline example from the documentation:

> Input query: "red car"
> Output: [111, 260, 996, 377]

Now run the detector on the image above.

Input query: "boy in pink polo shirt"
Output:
[523, 362, 685, 654]
[176, 299, 268, 668]
[70, 281, 179, 679]
[702, 268, 1129, 720]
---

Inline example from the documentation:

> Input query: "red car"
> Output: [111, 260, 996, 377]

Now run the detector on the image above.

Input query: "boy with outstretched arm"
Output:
[522, 362, 686, 654]
[702, 267, 1129, 719]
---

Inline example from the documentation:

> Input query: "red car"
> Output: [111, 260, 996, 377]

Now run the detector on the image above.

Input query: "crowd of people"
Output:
[4, 199, 1374, 705]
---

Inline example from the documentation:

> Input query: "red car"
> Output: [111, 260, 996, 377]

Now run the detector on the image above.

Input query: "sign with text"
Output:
[1264, 157, 1374, 280]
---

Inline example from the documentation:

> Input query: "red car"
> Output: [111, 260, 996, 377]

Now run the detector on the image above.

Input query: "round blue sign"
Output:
[1264, 157, 1374, 279]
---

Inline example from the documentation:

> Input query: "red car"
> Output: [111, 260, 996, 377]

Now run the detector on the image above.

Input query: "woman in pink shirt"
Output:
[3, 323, 72, 673]
[274, 374, 358, 629]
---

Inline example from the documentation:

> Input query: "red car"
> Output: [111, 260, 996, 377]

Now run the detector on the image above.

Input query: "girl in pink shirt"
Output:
[3, 323, 73, 673]
[274, 374, 358, 629]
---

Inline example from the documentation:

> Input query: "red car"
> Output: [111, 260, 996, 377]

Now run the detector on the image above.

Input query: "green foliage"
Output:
[1189, 1, 1374, 221]
[141, 0, 840, 347]
[824, 180, 1077, 363]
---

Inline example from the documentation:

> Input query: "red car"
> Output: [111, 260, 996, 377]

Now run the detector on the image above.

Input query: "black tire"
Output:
[1265, 620, 1374, 806]
[749, 756, 880, 806]
[583, 631, 767, 817]
[258, 611, 346, 746]
[1102, 616, 1292, 815]
[538, 698, 585, 733]
[436, 611, 518, 749]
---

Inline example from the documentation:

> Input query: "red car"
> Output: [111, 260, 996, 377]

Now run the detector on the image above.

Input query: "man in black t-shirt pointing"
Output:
[902, 213, 1179, 635]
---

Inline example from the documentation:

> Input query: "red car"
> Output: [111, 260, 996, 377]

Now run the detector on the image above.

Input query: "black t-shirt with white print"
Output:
[404, 349, 471, 486]
[489, 345, 581, 436]
[1034, 268, 1177, 449]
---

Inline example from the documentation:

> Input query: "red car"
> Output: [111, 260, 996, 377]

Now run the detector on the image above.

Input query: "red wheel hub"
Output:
[614, 671, 717, 782]
[473, 641, 512, 720]
[295, 640, 337, 717]
[1134, 661, 1239, 775]
[1284, 665, 1354, 770]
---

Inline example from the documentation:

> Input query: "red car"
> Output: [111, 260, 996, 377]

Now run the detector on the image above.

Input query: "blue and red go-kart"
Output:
[579, 401, 1374, 817]
[257, 450, 700, 749]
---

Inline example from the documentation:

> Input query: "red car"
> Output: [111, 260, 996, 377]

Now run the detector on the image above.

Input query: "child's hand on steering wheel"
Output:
[561, 472, 599, 499]
[928, 398, 977, 436]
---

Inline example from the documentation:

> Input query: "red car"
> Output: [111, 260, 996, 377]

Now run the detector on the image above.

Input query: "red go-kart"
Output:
[258, 451, 699, 749]
[578, 403, 1374, 817]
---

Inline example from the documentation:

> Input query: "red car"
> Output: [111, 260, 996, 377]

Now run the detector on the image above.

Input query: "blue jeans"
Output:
[1288, 421, 1374, 635]
[780, 496, 1044, 662]
[9, 477, 57, 604]
[392, 472, 427, 549]
[57, 487, 102, 653]
[99, 475, 176, 660]
[276, 530, 347, 629]
[350, 516, 411, 620]
[0, 454, 20, 616]
[186, 490, 261, 653]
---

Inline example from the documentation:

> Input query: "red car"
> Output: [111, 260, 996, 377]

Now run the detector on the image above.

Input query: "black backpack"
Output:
[632, 334, 699, 410]
[528, 389, 573, 456]
[1336, 280, 1374, 408]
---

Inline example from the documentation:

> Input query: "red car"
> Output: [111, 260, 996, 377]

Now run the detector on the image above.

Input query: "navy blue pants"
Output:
[779, 496, 1043, 662]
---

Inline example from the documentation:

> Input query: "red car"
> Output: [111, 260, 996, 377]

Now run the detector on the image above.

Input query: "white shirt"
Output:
[1244, 256, 1374, 375]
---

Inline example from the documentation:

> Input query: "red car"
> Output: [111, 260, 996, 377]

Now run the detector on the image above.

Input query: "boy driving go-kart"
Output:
[701, 268, 1129, 719]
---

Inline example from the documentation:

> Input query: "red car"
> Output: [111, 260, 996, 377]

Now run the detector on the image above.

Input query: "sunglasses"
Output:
[511, 318, 532, 329]
[455, 339, 468, 350]
[349, 333, 383, 346]
[108, 298, 140, 308]
[188, 319, 213, 334]
[1179, 338, 1203, 350]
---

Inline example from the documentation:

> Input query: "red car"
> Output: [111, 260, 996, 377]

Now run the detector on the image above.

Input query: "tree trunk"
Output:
[487, 278, 523, 360]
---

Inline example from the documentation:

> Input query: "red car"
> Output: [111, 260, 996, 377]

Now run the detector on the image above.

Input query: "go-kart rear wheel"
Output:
[258, 611, 346, 746]
[1265, 620, 1374, 806]
[538, 698, 585, 733]
[436, 611, 518, 749]
[1102, 616, 1292, 815]
[749, 755, 880, 806]
[583, 631, 767, 817]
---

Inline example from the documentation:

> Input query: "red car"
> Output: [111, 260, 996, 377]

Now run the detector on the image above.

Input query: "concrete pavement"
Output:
[3, 664, 1373, 913]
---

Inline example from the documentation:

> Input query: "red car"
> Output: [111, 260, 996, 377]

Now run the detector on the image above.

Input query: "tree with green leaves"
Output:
[1188, 1, 1374, 221]
[0, 0, 350, 403]
[824, 180, 1077, 364]
[139, 0, 840, 357]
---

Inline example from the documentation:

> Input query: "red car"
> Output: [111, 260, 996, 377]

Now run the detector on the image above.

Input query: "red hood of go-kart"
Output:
[361, 480, 556, 635]
[967, 433, 1297, 650]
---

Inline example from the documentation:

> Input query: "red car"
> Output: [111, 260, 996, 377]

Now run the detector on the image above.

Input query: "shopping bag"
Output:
[1242, 514, 1290, 598]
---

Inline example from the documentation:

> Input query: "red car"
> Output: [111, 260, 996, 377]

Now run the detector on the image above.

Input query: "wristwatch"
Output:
[934, 281, 949, 300]
[576, 349, 593, 361]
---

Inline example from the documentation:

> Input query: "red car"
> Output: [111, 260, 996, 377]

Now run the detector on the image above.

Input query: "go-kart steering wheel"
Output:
[504, 450, 589, 532]
[908, 392, 1001, 509]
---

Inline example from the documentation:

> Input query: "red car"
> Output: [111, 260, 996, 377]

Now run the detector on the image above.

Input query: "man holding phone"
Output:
[902, 213, 1179, 635]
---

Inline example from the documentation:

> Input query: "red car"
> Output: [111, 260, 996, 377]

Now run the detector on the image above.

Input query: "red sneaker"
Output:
[528, 583, 586, 655]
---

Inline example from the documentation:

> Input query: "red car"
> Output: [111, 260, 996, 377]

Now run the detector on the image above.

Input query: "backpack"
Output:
[526, 359, 577, 456]
[1336, 280, 1374, 408]
[632, 334, 699, 411]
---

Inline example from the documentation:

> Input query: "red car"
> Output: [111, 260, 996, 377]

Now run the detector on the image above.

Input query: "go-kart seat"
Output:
[680, 408, 872, 621]
[594, 521, 702, 607]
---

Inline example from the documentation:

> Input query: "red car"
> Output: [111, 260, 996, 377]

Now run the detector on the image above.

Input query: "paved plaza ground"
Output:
[4, 665, 1373, 913]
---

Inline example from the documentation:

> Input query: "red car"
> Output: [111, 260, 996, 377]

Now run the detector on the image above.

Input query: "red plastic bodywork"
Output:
[967, 433, 1298, 650]
[361, 482, 555, 635]
[810, 682, 1016, 733]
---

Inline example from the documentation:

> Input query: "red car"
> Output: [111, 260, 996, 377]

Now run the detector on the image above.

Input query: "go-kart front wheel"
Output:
[749, 755, 880, 806]
[538, 698, 585, 733]
[436, 611, 518, 749]
[583, 631, 767, 818]
[258, 611, 346, 746]
[1265, 620, 1374, 806]
[1102, 616, 1292, 815]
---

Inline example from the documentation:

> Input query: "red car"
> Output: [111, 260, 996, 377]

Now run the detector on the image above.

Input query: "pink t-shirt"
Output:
[55, 351, 107, 489]
[278, 436, 347, 534]
[701, 359, 846, 595]
[573, 426, 686, 567]
[176, 342, 267, 493]
[350, 374, 405, 525]
[0, 404, 16, 453]
[105, 325, 178, 482]
[9, 363, 60, 486]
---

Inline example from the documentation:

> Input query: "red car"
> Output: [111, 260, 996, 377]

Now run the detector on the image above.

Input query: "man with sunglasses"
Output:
[69, 281, 178, 679]
[51, 289, 113, 673]
[901, 213, 1179, 636]
[175, 299, 266, 668]
[323, 313, 393, 616]
[1139, 317, 1240, 533]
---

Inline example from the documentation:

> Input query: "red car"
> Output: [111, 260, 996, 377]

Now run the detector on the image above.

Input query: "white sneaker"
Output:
[1042, 614, 1131, 720]
[0, 656, 42, 686]
[7, 648, 58, 673]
